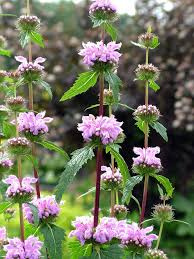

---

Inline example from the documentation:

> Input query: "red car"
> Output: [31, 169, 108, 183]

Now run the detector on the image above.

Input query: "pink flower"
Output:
[101, 166, 122, 184]
[118, 222, 158, 248]
[0, 158, 13, 169]
[69, 216, 93, 245]
[0, 227, 6, 241]
[4, 235, 43, 259]
[24, 196, 60, 223]
[89, 0, 117, 14]
[3, 175, 37, 199]
[132, 147, 161, 169]
[78, 114, 123, 145]
[17, 111, 53, 136]
[15, 56, 46, 74]
[79, 41, 122, 67]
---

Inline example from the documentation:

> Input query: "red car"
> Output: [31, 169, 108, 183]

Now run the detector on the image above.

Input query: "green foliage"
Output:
[106, 144, 129, 183]
[68, 240, 92, 259]
[38, 79, 52, 99]
[150, 174, 174, 197]
[2, 121, 16, 139]
[122, 176, 143, 204]
[86, 245, 123, 259]
[55, 143, 97, 202]
[60, 71, 99, 101]
[104, 23, 117, 41]
[26, 203, 39, 226]
[149, 80, 160, 92]
[0, 49, 11, 57]
[40, 223, 65, 259]
[0, 201, 12, 214]
[25, 154, 39, 169]
[104, 70, 122, 103]
[150, 121, 168, 142]
[135, 118, 147, 134]
[30, 31, 44, 48]
[36, 139, 69, 161]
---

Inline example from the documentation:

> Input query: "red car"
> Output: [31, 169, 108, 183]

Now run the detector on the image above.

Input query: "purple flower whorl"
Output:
[79, 41, 122, 70]
[132, 147, 162, 175]
[101, 166, 122, 189]
[3, 175, 37, 203]
[78, 114, 123, 145]
[89, 0, 117, 22]
[0, 157, 13, 172]
[7, 137, 30, 156]
[133, 105, 160, 123]
[24, 195, 60, 224]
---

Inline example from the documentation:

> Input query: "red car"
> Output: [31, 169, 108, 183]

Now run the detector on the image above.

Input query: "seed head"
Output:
[152, 204, 174, 222]
[145, 248, 168, 259]
[135, 64, 160, 81]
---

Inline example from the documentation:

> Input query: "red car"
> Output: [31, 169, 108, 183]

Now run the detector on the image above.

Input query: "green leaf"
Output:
[91, 16, 105, 28]
[131, 195, 142, 214]
[93, 245, 123, 259]
[68, 240, 92, 259]
[20, 32, 30, 49]
[30, 31, 44, 48]
[0, 201, 12, 214]
[122, 176, 143, 204]
[118, 103, 135, 111]
[150, 36, 160, 49]
[104, 22, 117, 41]
[104, 70, 122, 103]
[147, 25, 152, 33]
[24, 223, 39, 238]
[38, 80, 52, 98]
[150, 121, 168, 142]
[0, 49, 11, 57]
[55, 143, 97, 202]
[3, 121, 16, 139]
[106, 144, 129, 183]
[78, 186, 96, 199]
[25, 154, 39, 170]
[40, 224, 65, 259]
[85, 104, 100, 111]
[26, 203, 39, 226]
[36, 140, 69, 161]
[60, 71, 99, 101]
[172, 219, 190, 226]
[131, 41, 145, 49]
[149, 80, 160, 92]
[157, 184, 164, 197]
[135, 118, 147, 134]
[150, 174, 174, 197]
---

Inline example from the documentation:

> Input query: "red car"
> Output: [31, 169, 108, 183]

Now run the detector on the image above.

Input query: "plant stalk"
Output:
[140, 174, 149, 224]
[156, 221, 164, 249]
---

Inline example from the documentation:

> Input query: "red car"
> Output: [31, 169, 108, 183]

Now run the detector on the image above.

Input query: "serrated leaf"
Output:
[30, 31, 44, 48]
[150, 121, 168, 142]
[0, 201, 12, 214]
[38, 80, 52, 98]
[20, 32, 30, 48]
[157, 184, 164, 197]
[3, 121, 16, 139]
[150, 36, 160, 49]
[91, 16, 105, 28]
[131, 41, 146, 49]
[60, 71, 99, 101]
[149, 80, 160, 92]
[122, 176, 143, 204]
[36, 140, 69, 161]
[104, 70, 122, 103]
[0, 49, 11, 57]
[94, 245, 123, 259]
[104, 22, 117, 41]
[26, 203, 39, 226]
[150, 174, 174, 197]
[68, 241, 92, 259]
[55, 143, 97, 202]
[40, 224, 65, 259]
[106, 144, 129, 183]
[135, 118, 147, 134]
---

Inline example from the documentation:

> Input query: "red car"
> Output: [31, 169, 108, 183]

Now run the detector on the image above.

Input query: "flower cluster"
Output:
[8, 137, 30, 155]
[24, 195, 60, 223]
[119, 222, 158, 249]
[138, 32, 157, 48]
[145, 249, 168, 259]
[152, 204, 174, 222]
[135, 64, 160, 81]
[17, 15, 40, 32]
[78, 114, 123, 145]
[15, 56, 45, 82]
[3, 175, 37, 202]
[0, 158, 13, 170]
[17, 111, 53, 138]
[79, 41, 122, 69]
[101, 166, 122, 189]
[132, 147, 162, 175]
[133, 105, 160, 123]
[6, 96, 25, 112]
[69, 216, 157, 248]
[4, 235, 43, 259]
[89, 0, 117, 14]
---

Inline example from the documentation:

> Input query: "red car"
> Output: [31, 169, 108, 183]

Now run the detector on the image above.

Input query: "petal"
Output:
[34, 57, 46, 64]
[15, 56, 27, 63]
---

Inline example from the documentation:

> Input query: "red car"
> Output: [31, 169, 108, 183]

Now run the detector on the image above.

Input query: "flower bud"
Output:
[0, 35, 7, 49]
[7, 137, 30, 156]
[133, 105, 160, 123]
[17, 15, 40, 33]
[135, 64, 160, 81]
[101, 166, 123, 190]
[145, 249, 168, 259]
[138, 32, 157, 49]
[6, 96, 25, 112]
[113, 204, 128, 220]
[103, 89, 114, 105]
[152, 204, 174, 222]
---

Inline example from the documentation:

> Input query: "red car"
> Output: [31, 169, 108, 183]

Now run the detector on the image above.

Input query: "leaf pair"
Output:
[20, 31, 44, 49]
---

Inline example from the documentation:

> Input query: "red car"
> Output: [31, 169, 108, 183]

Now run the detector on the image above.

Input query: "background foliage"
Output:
[0, 0, 193, 258]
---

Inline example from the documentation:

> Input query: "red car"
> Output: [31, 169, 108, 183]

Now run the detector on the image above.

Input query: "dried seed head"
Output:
[138, 32, 156, 48]
[145, 248, 168, 259]
[152, 204, 174, 222]
[0, 70, 8, 78]
[7, 70, 21, 79]
[133, 105, 160, 123]
[135, 64, 160, 81]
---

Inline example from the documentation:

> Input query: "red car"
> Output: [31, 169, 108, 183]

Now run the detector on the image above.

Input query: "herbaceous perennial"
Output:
[0, 0, 182, 258]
